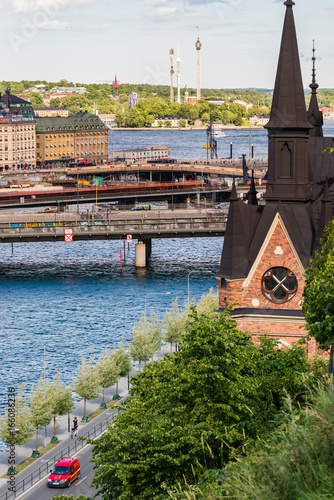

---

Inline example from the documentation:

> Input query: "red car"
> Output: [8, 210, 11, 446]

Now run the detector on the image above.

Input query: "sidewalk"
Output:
[0, 345, 170, 493]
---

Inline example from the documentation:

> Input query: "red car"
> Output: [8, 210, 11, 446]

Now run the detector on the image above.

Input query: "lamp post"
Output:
[187, 270, 213, 302]
[144, 291, 171, 317]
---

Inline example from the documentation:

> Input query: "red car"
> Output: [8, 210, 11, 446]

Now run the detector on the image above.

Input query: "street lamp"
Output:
[144, 291, 171, 317]
[187, 270, 214, 302]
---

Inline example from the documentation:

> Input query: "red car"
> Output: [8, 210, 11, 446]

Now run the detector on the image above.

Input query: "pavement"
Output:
[0, 345, 171, 497]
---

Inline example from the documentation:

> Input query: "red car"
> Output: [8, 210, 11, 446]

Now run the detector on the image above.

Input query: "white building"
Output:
[113, 146, 171, 163]
[152, 116, 188, 127]
[98, 114, 116, 128]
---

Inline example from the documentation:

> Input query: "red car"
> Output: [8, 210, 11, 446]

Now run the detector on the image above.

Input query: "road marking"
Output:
[76, 476, 87, 486]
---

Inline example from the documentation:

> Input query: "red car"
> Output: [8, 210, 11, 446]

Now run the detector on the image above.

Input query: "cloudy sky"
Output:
[2, 0, 334, 89]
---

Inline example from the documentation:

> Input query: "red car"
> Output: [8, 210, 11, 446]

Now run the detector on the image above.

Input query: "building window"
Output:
[261, 267, 297, 304]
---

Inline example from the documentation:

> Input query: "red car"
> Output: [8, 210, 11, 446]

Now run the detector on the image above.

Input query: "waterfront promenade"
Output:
[0, 345, 170, 499]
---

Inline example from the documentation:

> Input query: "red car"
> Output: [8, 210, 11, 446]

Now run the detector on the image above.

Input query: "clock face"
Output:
[261, 267, 298, 303]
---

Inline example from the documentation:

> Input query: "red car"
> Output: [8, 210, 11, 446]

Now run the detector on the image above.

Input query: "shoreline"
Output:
[110, 125, 264, 131]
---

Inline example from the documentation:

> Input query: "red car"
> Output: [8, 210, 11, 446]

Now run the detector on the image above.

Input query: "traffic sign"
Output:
[126, 234, 132, 243]
[64, 228, 73, 242]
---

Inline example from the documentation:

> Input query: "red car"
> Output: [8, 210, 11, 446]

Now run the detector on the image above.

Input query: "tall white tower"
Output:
[195, 28, 202, 101]
[170, 49, 174, 104]
[177, 54, 181, 104]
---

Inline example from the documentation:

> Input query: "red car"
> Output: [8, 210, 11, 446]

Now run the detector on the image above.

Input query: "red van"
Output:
[47, 457, 81, 488]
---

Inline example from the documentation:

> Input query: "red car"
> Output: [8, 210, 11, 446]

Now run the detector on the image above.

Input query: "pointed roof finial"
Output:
[284, 0, 295, 6]
[310, 40, 319, 91]
[247, 170, 258, 206]
[307, 40, 323, 137]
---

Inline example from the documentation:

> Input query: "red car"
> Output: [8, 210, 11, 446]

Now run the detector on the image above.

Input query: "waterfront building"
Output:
[152, 116, 188, 128]
[249, 114, 270, 126]
[0, 115, 36, 171]
[98, 113, 116, 128]
[34, 107, 69, 118]
[217, 0, 334, 357]
[113, 146, 171, 163]
[35, 112, 108, 167]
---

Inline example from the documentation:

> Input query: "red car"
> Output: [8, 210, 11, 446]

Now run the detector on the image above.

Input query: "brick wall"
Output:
[217, 218, 319, 358]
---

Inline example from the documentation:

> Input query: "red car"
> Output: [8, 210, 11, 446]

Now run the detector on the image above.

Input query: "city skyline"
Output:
[2, 0, 334, 90]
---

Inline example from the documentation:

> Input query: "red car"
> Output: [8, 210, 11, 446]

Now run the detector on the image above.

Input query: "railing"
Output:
[0, 410, 117, 500]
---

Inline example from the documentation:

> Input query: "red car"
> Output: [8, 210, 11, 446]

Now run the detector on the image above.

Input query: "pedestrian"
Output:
[72, 417, 78, 438]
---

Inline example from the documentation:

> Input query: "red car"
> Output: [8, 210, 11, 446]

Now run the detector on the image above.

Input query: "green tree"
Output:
[163, 298, 190, 353]
[129, 317, 154, 372]
[96, 348, 120, 408]
[73, 351, 101, 422]
[178, 118, 186, 128]
[90, 310, 257, 499]
[201, 112, 210, 124]
[0, 385, 33, 471]
[165, 120, 172, 128]
[303, 219, 334, 376]
[29, 372, 54, 456]
[113, 341, 132, 397]
[49, 97, 61, 108]
[29, 92, 43, 108]
[50, 373, 74, 443]
[195, 287, 219, 317]
[145, 114, 154, 127]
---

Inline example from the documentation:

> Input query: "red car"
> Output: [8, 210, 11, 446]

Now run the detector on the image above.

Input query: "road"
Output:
[18, 444, 100, 500]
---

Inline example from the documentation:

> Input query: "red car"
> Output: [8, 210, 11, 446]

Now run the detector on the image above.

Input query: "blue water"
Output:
[0, 120, 333, 450]
[0, 238, 222, 416]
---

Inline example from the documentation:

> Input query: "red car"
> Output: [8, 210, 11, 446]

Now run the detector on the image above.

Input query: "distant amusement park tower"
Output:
[170, 49, 175, 104]
[176, 52, 181, 104]
[195, 27, 202, 101]
[113, 75, 119, 96]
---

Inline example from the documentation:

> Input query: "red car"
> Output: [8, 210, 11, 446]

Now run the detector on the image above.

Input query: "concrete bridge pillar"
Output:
[135, 241, 146, 267]
[135, 239, 152, 267]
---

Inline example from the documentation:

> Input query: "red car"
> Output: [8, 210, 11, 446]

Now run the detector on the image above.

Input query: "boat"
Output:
[213, 130, 226, 138]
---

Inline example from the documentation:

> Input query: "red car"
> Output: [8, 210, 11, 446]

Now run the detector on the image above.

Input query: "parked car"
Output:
[47, 457, 80, 488]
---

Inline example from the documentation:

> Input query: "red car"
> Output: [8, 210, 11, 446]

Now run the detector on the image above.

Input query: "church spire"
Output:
[307, 40, 323, 137]
[265, 0, 310, 130]
[264, 0, 313, 202]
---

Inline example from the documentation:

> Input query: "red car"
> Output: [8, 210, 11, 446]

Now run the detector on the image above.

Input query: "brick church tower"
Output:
[216, 0, 334, 356]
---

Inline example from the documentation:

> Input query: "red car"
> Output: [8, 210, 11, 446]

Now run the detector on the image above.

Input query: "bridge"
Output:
[0, 208, 227, 266]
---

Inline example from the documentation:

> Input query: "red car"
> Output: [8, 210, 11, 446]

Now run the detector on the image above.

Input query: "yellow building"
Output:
[35, 112, 109, 167]
[34, 108, 69, 118]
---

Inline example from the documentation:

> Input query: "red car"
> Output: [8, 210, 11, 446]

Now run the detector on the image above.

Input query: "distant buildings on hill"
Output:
[152, 116, 188, 127]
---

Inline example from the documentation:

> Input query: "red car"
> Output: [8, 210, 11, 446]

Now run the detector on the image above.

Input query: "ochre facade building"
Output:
[35, 112, 109, 167]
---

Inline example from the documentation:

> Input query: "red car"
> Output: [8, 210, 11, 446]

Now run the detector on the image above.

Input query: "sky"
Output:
[1, 0, 334, 90]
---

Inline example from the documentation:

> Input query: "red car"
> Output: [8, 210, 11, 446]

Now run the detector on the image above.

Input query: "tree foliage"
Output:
[73, 351, 101, 418]
[29, 371, 54, 451]
[0, 385, 33, 446]
[97, 348, 121, 403]
[89, 308, 323, 500]
[50, 373, 74, 439]
[163, 298, 190, 353]
[303, 220, 334, 373]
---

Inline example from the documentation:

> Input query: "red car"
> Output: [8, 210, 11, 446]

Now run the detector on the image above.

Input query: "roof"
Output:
[35, 112, 108, 133]
[218, 0, 334, 282]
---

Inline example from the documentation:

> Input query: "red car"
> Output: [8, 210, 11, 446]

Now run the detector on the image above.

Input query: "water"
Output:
[109, 120, 334, 160]
[0, 120, 333, 450]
